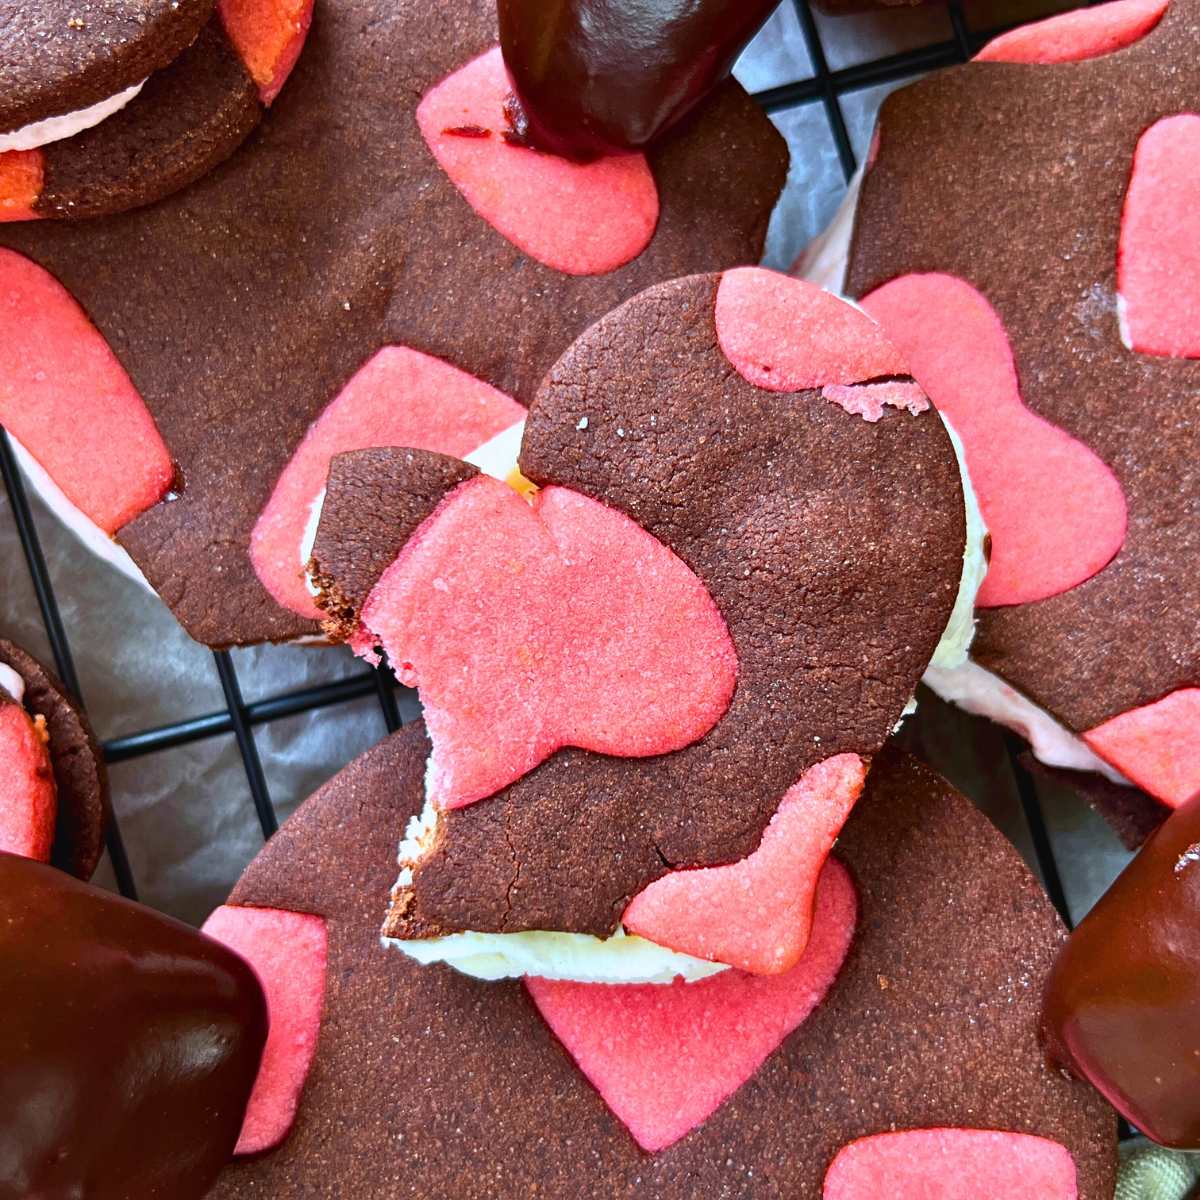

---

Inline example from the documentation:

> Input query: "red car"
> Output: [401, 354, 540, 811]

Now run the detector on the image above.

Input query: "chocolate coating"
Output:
[1043, 792, 1200, 1148]
[0, 639, 108, 879]
[0, 0, 216, 133]
[0, 852, 267, 1199]
[209, 729, 1114, 1199]
[499, 0, 779, 158]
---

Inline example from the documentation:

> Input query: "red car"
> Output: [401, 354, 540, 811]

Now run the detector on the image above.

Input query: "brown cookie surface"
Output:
[0, 639, 108, 878]
[0, 0, 216, 132]
[0, 0, 786, 645]
[208, 726, 1115, 1199]
[389, 273, 964, 937]
[846, 7, 1198, 737]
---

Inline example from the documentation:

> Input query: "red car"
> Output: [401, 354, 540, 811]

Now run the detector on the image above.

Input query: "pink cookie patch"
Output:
[1084, 689, 1200, 809]
[202, 905, 328, 1156]
[824, 1129, 1078, 1200]
[975, 0, 1167, 63]
[863, 273, 1127, 607]
[250, 346, 524, 619]
[527, 859, 856, 1152]
[714, 267, 909, 395]
[359, 474, 738, 811]
[417, 47, 659, 276]
[821, 381, 929, 423]
[218, 0, 313, 103]
[0, 704, 56, 862]
[1119, 113, 1200, 358]
[623, 753, 865, 974]
[0, 250, 173, 534]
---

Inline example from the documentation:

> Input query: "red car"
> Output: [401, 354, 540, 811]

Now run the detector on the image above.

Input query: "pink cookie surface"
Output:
[975, 0, 1167, 63]
[359, 474, 738, 811]
[863, 273, 1127, 607]
[824, 1129, 1078, 1200]
[219, 0, 313, 103]
[0, 150, 42, 222]
[417, 47, 659, 276]
[1085, 689, 1200, 809]
[820, 381, 929, 423]
[0, 250, 173, 534]
[714, 267, 909, 394]
[0, 704, 55, 862]
[623, 753, 865, 974]
[527, 859, 856, 1152]
[202, 905, 328, 1156]
[250, 346, 524, 619]
[1119, 113, 1200, 359]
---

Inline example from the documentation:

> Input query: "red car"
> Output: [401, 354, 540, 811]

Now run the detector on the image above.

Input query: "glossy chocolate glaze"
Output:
[0, 853, 267, 1199]
[498, 0, 778, 158]
[1043, 793, 1200, 1148]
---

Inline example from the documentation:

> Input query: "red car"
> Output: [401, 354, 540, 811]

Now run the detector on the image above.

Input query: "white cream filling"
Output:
[0, 663, 25, 703]
[0, 80, 146, 153]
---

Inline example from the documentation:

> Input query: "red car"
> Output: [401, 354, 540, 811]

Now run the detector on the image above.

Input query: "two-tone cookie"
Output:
[0, 0, 311, 219]
[810, 0, 1199, 840]
[0, 0, 786, 646]
[0, 638, 107, 877]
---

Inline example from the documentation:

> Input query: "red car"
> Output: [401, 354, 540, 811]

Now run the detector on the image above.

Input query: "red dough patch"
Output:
[358, 474, 738, 811]
[202, 905, 328, 1156]
[218, 0, 313, 103]
[0, 704, 56, 861]
[975, 0, 1167, 63]
[1119, 113, 1200, 359]
[527, 859, 856, 1152]
[0, 250, 173, 533]
[863, 273, 1127, 607]
[623, 753, 865, 974]
[1085, 689, 1200, 808]
[823, 1129, 1078, 1199]
[417, 48, 659, 276]
[0, 150, 42, 222]
[714, 267, 910, 396]
[251, 346, 524, 619]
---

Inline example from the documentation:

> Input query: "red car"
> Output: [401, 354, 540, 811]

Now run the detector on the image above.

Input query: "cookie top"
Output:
[845, 0, 1199, 828]
[0, 638, 107, 878]
[207, 725, 1115, 1198]
[352, 272, 967, 940]
[0, 0, 786, 644]
[0, 0, 216, 133]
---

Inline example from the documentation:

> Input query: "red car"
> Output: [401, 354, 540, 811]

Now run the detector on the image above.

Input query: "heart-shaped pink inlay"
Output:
[527, 858, 856, 1152]
[974, 0, 1166, 63]
[1119, 113, 1200, 359]
[824, 1129, 1078, 1199]
[863, 273, 1127, 607]
[357, 474, 738, 810]
[0, 249, 173, 533]
[251, 346, 524, 619]
[202, 905, 328, 1156]
[218, 0, 313, 104]
[417, 47, 659, 276]
[1085, 689, 1200, 809]
[624, 753, 865, 974]
[0, 702, 56, 862]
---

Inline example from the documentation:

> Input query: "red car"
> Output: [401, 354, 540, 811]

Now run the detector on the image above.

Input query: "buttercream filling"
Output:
[0, 80, 146, 153]
[0, 663, 25, 703]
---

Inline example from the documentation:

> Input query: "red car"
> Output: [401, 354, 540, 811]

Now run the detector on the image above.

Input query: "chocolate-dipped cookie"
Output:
[824, 0, 1198, 838]
[0, 0, 786, 647]
[205, 725, 1114, 1197]
[0, 0, 310, 219]
[0, 638, 107, 878]
[307, 270, 984, 981]
[0, 851, 267, 1199]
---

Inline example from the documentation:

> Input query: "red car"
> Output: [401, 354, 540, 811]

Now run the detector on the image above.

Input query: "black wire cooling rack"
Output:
[0, 0, 1084, 917]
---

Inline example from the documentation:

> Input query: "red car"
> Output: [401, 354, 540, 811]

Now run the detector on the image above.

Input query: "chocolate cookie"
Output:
[838, 0, 1199, 835]
[309, 270, 973, 944]
[0, 0, 786, 646]
[0, 0, 309, 219]
[0, 638, 107, 878]
[207, 726, 1115, 1198]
